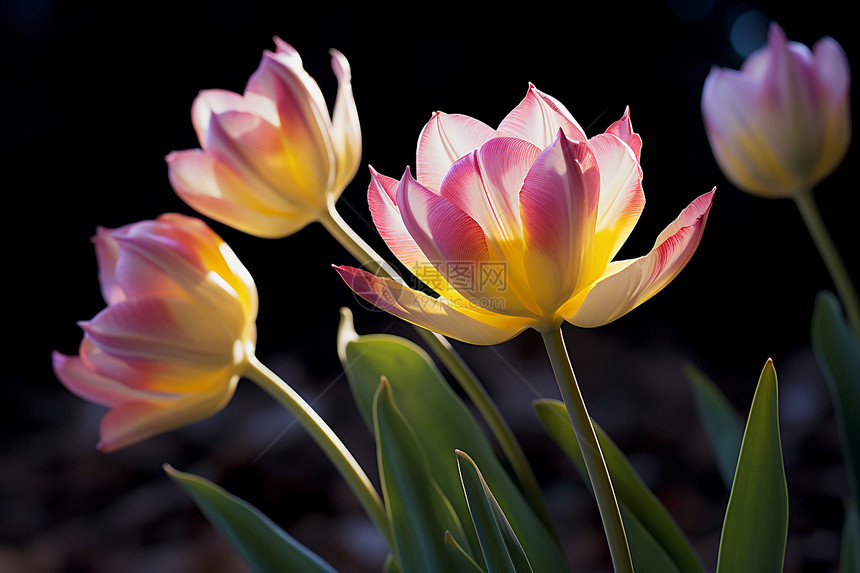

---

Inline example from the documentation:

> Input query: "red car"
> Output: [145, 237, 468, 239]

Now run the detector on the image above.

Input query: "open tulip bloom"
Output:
[335, 85, 713, 345]
[336, 85, 714, 571]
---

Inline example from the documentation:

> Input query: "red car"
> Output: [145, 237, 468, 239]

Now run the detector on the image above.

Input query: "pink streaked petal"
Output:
[416, 112, 497, 192]
[53, 351, 148, 407]
[588, 133, 645, 264]
[81, 298, 239, 368]
[604, 107, 642, 161]
[367, 167, 429, 271]
[440, 137, 540, 244]
[97, 379, 238, 452]
[520, 133, 600, 313]
[397, 169, 489, 296]
[497, 84, 587, 149]
[166, 150, 316, 238]
[330, 48, 361, 195]
[246, 50, 335, 178]
[334, 266, 533, 345]
[568, 190, 714, 328]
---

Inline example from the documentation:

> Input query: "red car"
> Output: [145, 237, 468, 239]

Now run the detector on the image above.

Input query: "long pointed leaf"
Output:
[164, 465, 339, 573]
[812, 291, 860, 503]
[716, 360, 788, 573]
[338, 308, 569, 572]
[534, 399, 705, 573]
[621, 506, 682, 573]
[685, 363, 743, 489]
[372, 378, 475, 573]
[456, 451, 533, 573]
[445, 531, 490, 573]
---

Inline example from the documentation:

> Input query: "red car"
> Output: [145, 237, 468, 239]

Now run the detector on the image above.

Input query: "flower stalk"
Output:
[794, 191, 860, 340]
[242, 353, 394, 547]
[541, 327, 633, 573]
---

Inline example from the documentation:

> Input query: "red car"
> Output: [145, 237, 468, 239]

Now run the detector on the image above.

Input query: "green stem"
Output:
[541, 327, 633, 573]
[243, 354, 394, 548]
[319, 200, 558, 537]
[794, 192, 860, 341]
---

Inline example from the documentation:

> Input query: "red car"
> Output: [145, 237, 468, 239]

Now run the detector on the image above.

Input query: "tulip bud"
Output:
[702, 22, 850, 198]
[52, 214, 258, 451]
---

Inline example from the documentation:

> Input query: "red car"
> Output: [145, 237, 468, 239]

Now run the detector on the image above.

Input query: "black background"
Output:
[2, 0, 858, 571]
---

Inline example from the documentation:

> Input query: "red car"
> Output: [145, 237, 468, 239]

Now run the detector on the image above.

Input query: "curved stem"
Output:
[541, 327, 633, 573]
[319, 200, 557, 537]
[794, 192, 860, 340]
[243, 354, 393, 547]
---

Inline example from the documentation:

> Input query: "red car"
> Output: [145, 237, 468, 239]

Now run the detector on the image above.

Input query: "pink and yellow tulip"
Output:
[166, 38, 361, 237]
[702, 22, 850, 198]
[52, 214, 258, 451]
[336, 85, 714, 344]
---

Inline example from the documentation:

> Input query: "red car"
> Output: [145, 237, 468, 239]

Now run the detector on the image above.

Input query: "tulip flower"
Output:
[334, 85, 714, 573]
[702, 22, 850, 199]
[52, 213, 393, 543]
[703, 23, 860, 339]
[335, 85, 714, 345]
[52, 214, 258, 452]
[166, 38, 361, 238]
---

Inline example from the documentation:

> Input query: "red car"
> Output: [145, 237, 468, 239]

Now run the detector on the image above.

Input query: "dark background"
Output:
[2, 0, 858, 571]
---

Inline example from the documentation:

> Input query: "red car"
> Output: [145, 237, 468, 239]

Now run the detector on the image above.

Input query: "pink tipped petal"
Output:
[520, 134, 600, 312]
[439, 137, 539, 244]
[416, 112, 497, 191]
[245, 52, 335, 186]
[604, 107, 642, 160]
[97, 380, 237, 452]
[167, 150, 315, 238]
[334, 266, 532, 345]
[813, 37, 850, 104]
[569, 190, 714, 327]
[397, 170, 490, 299]
[588, 133, 645, 265]
[330, 48, 361, 194]
[497, 85, 587, 149]
[367, 167, 430, 271]
[81, 298, 240, 368]
[53, 352, 145, 407]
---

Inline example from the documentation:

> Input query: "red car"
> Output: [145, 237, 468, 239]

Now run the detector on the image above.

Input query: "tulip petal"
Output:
[80, 297, 240, 368]
[416, 112, 497, 192]
[397, 169, 491, 301]
[246, 47, 335, 191]
[98, 379, 237, 452]
[191, 89, 279, 149]
[604, 107, 642, 161]
[568, 190, 714, 327]
[329, 48, 362, 195]
[497, 84, 587, 149]
[588, 132, 645, 266]
[334, 266, 533, 345]
[520, 133, 600, 315]
[167, 150, 316, 238]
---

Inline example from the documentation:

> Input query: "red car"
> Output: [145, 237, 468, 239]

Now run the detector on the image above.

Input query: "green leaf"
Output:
[812, 291, 860, 503]
[685, 363, 744, 489]
[456, 451, 533, 573]
[338, 308, 569, 573]
[716, 360, 788, 573]
[445, 531, 489, 573]
[372, 378, 474, 573]
[164, 465, 339, 573]
[840, 499, 860, 573]
[534, 399, 705, 573]
[621, 506, 681, 573]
